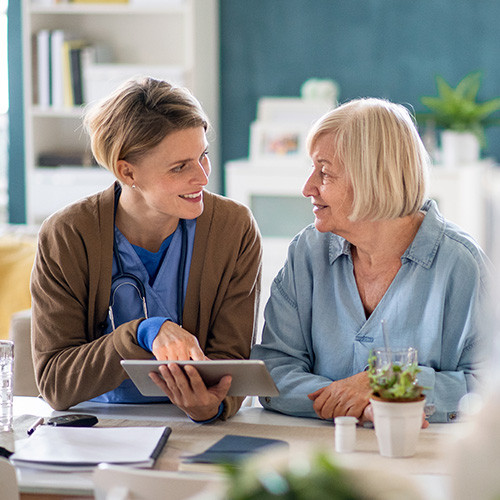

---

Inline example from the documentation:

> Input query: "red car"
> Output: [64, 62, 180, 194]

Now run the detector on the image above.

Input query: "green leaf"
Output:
[435, 75, 455, 101]
[455, 71, 481, 101]
[418, 71, 500, 145]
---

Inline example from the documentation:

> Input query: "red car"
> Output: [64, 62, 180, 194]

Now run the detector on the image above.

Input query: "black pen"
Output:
[27, 417, 44, 436]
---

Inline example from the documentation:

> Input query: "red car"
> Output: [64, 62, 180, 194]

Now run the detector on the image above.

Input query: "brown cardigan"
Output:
[31, 184, 262, 419]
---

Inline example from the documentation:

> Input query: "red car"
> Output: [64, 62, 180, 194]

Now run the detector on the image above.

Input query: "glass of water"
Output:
[373, 347, 418, 373]
[0, 340, 14, 432]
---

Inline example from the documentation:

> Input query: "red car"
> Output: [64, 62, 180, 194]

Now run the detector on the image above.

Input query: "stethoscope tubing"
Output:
[109, 188, 188, 331]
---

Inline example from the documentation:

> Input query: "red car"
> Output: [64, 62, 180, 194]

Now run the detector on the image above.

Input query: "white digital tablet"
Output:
[121, 359, 280, 398]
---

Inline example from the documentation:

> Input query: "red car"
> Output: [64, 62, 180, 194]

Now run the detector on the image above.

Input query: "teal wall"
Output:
[7, 0, 25, 223]
[220, 0, 500, 182]
[8, 2, 500, 221]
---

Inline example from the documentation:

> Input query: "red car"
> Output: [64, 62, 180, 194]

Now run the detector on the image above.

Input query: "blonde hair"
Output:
[84, 77, 209, 176]
[307, 98, 429, 221]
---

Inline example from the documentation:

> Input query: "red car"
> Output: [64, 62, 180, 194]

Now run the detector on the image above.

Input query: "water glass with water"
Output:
[0, 340, 14, 432]
[373, 346, 418, 372]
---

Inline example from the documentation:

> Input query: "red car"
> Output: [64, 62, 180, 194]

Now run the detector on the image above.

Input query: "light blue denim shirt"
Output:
[251, 200, 491, 423]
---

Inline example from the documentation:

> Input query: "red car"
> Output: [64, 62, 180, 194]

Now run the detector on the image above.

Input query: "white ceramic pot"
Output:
[440, 130, 480, 166]
[370, 396, 425, 458]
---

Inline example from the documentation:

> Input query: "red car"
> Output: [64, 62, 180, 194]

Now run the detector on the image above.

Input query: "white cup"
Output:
[0, 340, 14, 432]
[334, 416, 358, 453]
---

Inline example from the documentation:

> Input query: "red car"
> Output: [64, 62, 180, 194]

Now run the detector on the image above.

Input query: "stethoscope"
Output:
[108, 188, 188, 331]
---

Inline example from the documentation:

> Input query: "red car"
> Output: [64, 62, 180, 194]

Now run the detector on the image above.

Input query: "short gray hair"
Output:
[307, 98, 429, 221]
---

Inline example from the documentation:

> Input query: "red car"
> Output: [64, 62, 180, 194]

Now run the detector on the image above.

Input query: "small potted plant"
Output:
[368, 347, 426, 458]
[418, 71, 500, 165]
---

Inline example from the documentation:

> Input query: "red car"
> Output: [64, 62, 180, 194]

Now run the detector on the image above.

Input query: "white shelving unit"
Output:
[21, 0, 219, 224]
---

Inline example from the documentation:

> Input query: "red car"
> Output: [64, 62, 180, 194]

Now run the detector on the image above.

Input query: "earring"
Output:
[131, 184, 136, 189]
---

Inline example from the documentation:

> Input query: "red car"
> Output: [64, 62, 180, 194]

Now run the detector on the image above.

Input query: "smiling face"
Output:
[119, 126, 210, 227]
[302, 132, 355, 236]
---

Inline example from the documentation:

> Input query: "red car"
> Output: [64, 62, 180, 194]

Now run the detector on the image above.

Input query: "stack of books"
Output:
[33, 29, 112, 109]
[33, 28, 185, 110]
[33, 29, 111, 109]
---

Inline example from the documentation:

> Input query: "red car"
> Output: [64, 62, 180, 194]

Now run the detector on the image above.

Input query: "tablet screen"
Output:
[121, 359, 279, 397]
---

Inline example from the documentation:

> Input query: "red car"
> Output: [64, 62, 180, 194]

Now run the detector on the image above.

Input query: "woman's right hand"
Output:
[151, 321, 205, 361]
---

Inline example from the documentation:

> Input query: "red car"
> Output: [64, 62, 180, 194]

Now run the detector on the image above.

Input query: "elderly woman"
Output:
[31, 77, 262, 422]
[251, 98, 489, 423]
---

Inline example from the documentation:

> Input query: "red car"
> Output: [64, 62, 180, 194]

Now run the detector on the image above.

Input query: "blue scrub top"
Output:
[92, 219, 196, 404]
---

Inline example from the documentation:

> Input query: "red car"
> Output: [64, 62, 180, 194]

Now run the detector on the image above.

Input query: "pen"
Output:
[27, 417, 44, 436]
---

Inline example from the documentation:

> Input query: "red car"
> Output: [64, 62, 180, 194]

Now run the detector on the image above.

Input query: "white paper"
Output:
[11, 426, 168, 470]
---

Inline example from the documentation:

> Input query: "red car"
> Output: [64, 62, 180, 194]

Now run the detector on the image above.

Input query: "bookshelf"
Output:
[21, 0, 219, 224]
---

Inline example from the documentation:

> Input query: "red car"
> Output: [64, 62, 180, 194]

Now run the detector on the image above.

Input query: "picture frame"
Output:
[250, 121, 309, 160]
[256, 97, 332, 124]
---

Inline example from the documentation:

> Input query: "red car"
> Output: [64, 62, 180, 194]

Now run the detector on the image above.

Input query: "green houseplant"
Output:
[367, 349, 425, 402]
[367, 348, 426, 458]
[418, 71, 500, 164]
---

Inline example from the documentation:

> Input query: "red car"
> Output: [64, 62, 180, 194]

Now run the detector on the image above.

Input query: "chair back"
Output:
[0, 457, 20, 500]
[93, 464, 223, 500]
[8, 309, 38, 396]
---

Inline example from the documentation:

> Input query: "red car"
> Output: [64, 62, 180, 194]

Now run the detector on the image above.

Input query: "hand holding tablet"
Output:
[121, 359, 279, 397]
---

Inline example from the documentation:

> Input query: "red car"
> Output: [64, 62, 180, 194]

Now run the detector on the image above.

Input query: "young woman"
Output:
[31, 77, 262, 422]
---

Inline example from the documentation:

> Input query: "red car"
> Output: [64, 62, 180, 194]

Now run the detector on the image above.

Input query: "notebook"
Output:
[11, 426, 171, 472]
[179, 434, 288, 473]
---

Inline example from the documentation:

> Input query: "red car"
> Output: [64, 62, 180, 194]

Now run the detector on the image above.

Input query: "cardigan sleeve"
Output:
[30, 193, 151, 411]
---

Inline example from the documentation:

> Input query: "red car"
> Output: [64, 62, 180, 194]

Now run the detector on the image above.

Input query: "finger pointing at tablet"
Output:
[152, 321, 205, 361]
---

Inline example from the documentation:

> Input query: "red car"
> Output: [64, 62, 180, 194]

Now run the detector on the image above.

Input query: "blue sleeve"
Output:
[417, 264, 488, 423]
[137, 317, 171, 352]
[251, 264, 332, 419]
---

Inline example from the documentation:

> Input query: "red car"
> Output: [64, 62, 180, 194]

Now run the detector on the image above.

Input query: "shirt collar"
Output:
[329, 234, 351, 264]
[327, 199, 445, 269]
[403, 199, 445, 268]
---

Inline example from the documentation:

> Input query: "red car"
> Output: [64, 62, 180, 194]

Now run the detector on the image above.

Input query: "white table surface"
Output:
[5, 396, 457, 498]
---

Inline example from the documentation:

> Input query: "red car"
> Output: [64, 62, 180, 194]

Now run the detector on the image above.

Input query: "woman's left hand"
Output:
[149, 363, 231, 421]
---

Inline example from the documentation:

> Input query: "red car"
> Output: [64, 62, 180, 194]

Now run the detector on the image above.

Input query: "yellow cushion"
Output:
[0, 236, 37, 339]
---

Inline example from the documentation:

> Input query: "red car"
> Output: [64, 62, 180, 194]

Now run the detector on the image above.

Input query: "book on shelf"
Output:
[50, 29, 65, 109]
[63, 39, 88, 107]
[33, 29, 113, 109]
[32, 28, 184, 109]
[35, 29, 51, 108]
[179, 434, 289, 473]
[37, 151, 97, 168]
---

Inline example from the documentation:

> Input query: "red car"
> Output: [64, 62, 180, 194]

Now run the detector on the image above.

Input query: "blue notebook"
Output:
[183, 434, 288, 467]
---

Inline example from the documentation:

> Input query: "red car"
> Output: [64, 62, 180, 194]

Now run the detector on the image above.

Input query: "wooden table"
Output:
[6, 396, 457, 499]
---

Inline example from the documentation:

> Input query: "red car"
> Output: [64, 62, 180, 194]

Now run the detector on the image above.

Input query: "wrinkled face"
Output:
[129, 127, 210, 222]
[302, 132, 354, 235]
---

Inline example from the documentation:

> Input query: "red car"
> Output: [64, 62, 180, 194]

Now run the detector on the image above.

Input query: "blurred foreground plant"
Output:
[223, 450, 362, 500]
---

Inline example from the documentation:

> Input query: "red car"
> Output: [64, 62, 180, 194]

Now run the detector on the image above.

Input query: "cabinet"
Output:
[21, 0, 219, 224]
